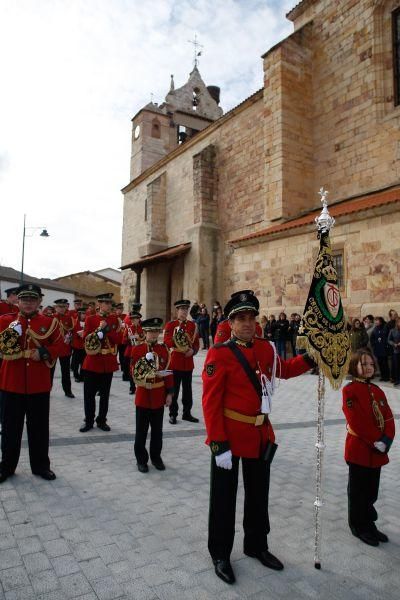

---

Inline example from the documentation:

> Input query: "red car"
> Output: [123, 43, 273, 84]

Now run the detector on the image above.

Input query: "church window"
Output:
[332, 251, 344, 290]
[151, 119, 161, 138]
[393, 7, 400, 105]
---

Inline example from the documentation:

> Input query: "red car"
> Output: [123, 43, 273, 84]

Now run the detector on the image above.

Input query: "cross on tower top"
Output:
[188, 34, 204, 68]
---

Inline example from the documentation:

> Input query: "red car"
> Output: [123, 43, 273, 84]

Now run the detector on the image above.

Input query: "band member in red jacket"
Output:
[0, 287, 19, 317]
[164, 299, 199, 424]
[79, 293, 122, 432]
[342, 349, 395, 547]
[131, 318, 173, 472]
[202, 290, 314, 585]
[213, 291, 263, 344]
[0, 284, 63, 483]
[69, 298, 83, 319]
[51, 298, 75, 398]
[71, 306, 86, 382]
[123, 305, 145, 394]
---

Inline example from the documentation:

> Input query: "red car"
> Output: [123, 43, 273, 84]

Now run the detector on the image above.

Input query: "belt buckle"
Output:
[255, 414, 265, 427]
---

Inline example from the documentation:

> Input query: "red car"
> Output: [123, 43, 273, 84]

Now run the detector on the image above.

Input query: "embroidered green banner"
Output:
[297, 230, 350, 389]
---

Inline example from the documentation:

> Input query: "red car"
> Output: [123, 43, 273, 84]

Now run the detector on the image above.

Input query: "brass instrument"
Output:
[84, 327, 102, 355]
[173, 325, 192, 352]
[0, 322, 21, 357]
[132, 350, 159, 384]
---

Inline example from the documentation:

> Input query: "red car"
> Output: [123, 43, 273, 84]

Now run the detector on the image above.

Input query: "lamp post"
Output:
[20, 214, 50, 284]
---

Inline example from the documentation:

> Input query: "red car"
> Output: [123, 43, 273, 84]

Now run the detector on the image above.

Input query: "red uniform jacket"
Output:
[54, 313, 73, 357]
[342, 380, 395, 468]
[122, 318, 145, 357]
[82, 313, 121, 373]
[71, 315, 85, 350]
[202, 338, 312, 458]
[0, 302, 19, 317]
[214, 319, 263, 344]
[0, 312, 63, 394]
[163, 319, 199, 371]
[131, 342, 174, 409]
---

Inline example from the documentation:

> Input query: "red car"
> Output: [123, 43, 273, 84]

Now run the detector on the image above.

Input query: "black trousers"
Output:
[1, 391, 51, 474]
[377, 356, 390, 381]
[51, 355, 72, 394]
[208, 455, 271, 560]
[83, 371, 113, 424]
[134, 406, 164, 465]
[72, 348, 86, 380]
[347, 462, 381, 534]
[170, 370, 193, 418]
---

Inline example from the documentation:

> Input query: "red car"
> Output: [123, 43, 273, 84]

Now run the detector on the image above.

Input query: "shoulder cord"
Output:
[259, 341, 280, 414]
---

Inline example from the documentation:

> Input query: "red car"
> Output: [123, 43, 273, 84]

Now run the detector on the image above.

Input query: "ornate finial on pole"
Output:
[315, 187, 335, 233]
[170, 74, 175, 92]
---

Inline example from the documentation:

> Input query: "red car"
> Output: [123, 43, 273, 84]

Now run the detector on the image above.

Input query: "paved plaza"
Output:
[0, 351, 399, 600]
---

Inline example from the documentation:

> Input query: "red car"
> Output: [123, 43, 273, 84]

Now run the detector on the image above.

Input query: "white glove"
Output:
[146, 352, 154, 361]
[97, 331, 104, 340]
[374, 441, 386, 453]
[215, 450, 233, 470]
[10, 322, 22, 336]
[80, 321, 85, 328]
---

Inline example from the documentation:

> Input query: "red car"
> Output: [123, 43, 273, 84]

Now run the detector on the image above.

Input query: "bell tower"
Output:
[130, 103, 173, 180]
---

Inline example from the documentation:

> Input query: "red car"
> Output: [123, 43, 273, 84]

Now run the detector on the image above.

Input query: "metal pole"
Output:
[20, 214, 26, 285]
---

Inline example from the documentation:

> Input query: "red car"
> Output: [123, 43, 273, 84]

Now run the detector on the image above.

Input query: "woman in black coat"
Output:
[370, 317, 390, 381]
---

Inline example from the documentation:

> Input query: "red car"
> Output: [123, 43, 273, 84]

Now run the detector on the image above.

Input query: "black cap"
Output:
[130, 302, 142, 311]
[17, 284, 43, 299]
[224, 290, 259, 319]
[96, 293, 114, 302]
[129, 310, 142, 319]
[141, 317, 163, 331]
[5, 287, 19, 297]
[54, 298, 69, 305]
[174, 299, 190, 308]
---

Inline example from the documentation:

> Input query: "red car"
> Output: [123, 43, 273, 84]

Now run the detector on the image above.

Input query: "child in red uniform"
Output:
[342, 349, 395, 546]
[131, 318, 173, 473]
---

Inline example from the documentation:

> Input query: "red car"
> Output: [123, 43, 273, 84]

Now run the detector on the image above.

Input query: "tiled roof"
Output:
[121, 243, 191, 270]
[0, 266, 76, 293]
[229, 186, 400, 245]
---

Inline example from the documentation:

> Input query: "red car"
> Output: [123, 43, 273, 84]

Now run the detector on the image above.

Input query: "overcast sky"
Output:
[0, 0, 294, 280]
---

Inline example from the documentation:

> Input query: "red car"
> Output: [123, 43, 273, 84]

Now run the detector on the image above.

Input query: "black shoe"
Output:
[65, 392, 75, 398]
[137, 463, 149, 473]
[122, 376, 130, 382]
[370, 525, 389, 543]
[0, 471, 9, 483]
[169, 416, 177, 424]
[152, 459, 166, 471]
[213, 559, 235, 585]
[352, 530, 379, 546]
[182, 414, 199, 423]
[33, 470, 56, 481]
[96, 422, 111, 432]
[244, 549, 284, 571]
[79, 423, 93, 432]
[129, 389, 134, 395]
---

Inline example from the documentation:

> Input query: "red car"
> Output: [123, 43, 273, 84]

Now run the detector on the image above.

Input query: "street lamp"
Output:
[20, 214, 50, 284]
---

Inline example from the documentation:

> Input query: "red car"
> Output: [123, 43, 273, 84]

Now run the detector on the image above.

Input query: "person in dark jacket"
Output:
[388, 318, 400, 386]
[350, 319, 369, 352]
[370, 317, 390, 382]
[385, 309, 399, 382]
[275, 312, 289, 359]
[198, 307, 211, 350]
[264, 315, 276, 342]
[210, 307, 225, 343]
[288, 313, 301, 357]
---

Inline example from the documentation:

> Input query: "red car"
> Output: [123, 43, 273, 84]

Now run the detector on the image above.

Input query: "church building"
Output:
[121, 0, 400, 320]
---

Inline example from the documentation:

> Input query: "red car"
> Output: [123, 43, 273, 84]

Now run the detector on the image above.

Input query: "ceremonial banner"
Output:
[297, 229, 350, 389]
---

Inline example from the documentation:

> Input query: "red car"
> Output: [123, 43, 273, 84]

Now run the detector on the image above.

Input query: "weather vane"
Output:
[188, 34, 204, 68]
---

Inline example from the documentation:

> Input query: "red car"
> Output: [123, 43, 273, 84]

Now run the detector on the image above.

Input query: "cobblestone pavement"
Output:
[1, 350, 399, 599]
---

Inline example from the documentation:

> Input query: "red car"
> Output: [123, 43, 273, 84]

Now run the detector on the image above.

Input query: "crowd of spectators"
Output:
[191, 301, 400, 387]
